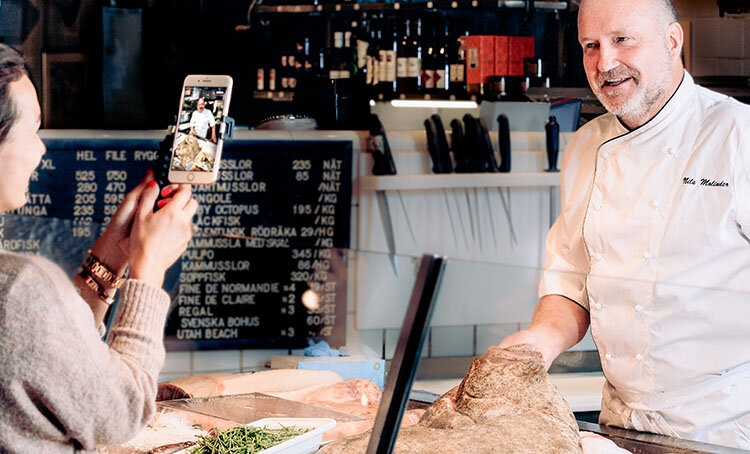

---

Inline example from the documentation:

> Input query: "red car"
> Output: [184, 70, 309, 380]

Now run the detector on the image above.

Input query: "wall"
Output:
[675, 0, 750, 76]
[156, 128, 597, 383]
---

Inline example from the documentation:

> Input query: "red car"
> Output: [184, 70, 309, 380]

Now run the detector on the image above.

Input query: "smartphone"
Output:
[169, 74, 233, 184]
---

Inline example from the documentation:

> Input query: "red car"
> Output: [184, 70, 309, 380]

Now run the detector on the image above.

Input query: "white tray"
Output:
[249, 418, 336, 454]
[174, 417, 336, 454]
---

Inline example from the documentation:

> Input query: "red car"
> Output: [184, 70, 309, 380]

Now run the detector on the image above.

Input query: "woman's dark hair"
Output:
[0, 44, 29, 145]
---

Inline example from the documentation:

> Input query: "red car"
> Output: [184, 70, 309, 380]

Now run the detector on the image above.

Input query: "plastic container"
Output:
[248, 418, 336, 454]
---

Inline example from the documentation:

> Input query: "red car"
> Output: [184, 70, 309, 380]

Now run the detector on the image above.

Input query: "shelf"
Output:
[254, 90, 295, 101]
[359, 172, 560, 191]
[257, 0, 567, 14]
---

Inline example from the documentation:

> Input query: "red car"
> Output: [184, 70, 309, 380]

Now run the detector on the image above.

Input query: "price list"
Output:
[1, 138, 352, 350]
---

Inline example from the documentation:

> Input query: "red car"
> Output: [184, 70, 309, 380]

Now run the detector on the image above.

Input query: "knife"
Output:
[497, 114, 512, 173]
[424, 117, 461, 248]
[475, 117, 500, 250]
[369, 114, 410, 275]
[432, 115, 471, 248]
[430, 115, 454, 175]
[449, 119, 472, 174]
[495, 113, 517, 246]
[545, 115, 560, 173]
[450, 119, 476, 243]
[462, 115, 486, 249]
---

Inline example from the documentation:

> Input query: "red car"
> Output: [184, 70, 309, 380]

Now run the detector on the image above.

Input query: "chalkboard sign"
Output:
[0, 138, 352, 351]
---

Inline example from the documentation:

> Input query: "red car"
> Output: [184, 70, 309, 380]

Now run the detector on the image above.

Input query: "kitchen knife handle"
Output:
[424, 118, 444, 174]
[462, 114, 484, 172]
[545, 115, 560, 172]
[497, 114, 512, 173]
[478, 117, 499, 172]
[450, 119, 470, 174]
[369, 114, 397, 176]
[431, 115, 454, 174]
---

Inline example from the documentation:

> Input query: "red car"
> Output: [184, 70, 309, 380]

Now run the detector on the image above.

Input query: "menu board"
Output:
[0, 138, 352, 351]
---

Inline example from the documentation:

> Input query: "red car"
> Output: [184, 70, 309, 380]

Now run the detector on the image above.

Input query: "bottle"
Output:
[280, 45, 290, 91]
[409, 17, 423, 94]
[377, 18, 389, 98]
[385, 18, 398, 97]
[366, 18, 380, 93]
[355, 15, 370, 77]
[449, 21, 469, 99]
[421, 16, 436, 95]
[434, 18, 448, 96]
[396, 18, 411, 96]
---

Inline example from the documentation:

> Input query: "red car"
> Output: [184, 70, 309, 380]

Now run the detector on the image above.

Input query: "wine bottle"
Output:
[434, 18, 448, 96]
[409, 17, 423, 94]
[396, 18, 411, 96]
[421, 16, 436, 95]
[449, 21, 469, 99]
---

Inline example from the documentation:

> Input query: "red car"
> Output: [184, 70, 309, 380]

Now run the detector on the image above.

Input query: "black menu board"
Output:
[0, 138, 352, 351]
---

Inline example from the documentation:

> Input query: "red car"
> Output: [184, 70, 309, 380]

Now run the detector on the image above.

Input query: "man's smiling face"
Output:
[578, 0, 681, 128]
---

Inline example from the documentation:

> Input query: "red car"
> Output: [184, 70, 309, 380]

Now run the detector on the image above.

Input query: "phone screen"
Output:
[171, 86, 229, 173]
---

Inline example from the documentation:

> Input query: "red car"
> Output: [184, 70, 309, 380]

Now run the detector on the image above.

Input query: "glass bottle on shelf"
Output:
[409, 17, 423, 95]
[396, 17, 411, 96]
[449, 20, 469, 99]
[434, 17, 449, 97]
[421, 16, 436, 95]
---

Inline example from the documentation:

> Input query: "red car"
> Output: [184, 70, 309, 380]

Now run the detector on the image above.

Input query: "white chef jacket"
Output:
[539, 71, 750, 448]
[190, 109, 216, 139]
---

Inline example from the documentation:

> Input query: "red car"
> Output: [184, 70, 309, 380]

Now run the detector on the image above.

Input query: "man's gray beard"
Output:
[594, 61, 672, 126]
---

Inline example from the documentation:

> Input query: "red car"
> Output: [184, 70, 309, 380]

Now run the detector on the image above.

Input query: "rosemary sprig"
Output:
[189, 425, 311, 454]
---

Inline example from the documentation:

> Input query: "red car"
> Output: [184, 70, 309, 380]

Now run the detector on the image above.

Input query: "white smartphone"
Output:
[169, 74, 233, 185]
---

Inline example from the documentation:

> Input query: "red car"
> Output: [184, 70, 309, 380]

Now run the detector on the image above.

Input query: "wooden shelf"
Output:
[257, 0, 567, 14]
[359, 172, 560, 191]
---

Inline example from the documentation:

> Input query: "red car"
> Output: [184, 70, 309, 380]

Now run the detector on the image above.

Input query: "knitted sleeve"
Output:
[0, 255, 169, 450]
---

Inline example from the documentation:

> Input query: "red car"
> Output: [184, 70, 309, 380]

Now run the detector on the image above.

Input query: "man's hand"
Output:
[498, 328, 558, 370]
[496, 295, 590, 371]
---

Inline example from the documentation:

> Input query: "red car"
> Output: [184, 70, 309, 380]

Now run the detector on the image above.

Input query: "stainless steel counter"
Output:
[579, 421, 750, 454]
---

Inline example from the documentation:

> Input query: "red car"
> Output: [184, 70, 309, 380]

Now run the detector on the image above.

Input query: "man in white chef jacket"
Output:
[499, 0, 750, 448]
[190, 97, 217, 143]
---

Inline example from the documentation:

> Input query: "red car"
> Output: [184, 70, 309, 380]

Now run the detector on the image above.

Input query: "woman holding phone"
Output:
[0, 44, 197, 451]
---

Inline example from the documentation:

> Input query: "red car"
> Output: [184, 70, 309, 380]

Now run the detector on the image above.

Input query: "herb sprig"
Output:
[189, 425, 310, 454]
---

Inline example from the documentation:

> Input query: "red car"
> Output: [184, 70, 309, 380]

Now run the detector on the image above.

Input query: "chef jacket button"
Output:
[635, 354, 644, 361]
[595, 253, 603, 262]
[600, 151, 610, 160]
[635, 304, 643, 313]
[593, 203, 603, 211]
[605, 353, 613, 361]
[593, 302, 603, 311]
[643, 252, 652, 261]
[651, 200, 661, 209]
[665, 147, 675, 157]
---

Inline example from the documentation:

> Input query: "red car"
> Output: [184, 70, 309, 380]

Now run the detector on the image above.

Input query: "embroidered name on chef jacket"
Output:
[682, 176, 730, 188]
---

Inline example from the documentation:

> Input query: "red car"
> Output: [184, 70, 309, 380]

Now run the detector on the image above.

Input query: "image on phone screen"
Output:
[172, 86, 229, 172]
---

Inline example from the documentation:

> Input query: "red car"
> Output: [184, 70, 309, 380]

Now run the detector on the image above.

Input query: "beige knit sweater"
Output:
[0, 251, 170, 453]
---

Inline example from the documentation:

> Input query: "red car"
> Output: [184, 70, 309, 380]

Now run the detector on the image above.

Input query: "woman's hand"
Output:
[128, 182, 198, 288]
[89, 171, 155, 275]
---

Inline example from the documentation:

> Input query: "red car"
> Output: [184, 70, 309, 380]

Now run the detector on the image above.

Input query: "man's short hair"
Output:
[662, 0, 677, 23]
[0, 44, 29, 146]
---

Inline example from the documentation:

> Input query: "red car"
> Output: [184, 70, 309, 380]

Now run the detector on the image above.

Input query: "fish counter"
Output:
[98, 351, 747, 454]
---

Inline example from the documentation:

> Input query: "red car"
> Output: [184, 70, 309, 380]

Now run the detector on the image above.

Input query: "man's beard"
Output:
[592, 59, 671, 126]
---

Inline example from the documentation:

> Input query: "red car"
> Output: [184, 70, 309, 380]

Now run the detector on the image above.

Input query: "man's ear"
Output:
[667, 21, 684, 59]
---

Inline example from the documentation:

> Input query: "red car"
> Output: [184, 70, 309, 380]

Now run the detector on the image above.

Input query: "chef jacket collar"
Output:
[612, 70, 693, 136]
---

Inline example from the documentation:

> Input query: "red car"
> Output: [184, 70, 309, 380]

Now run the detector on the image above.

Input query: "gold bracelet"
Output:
[83, 251, 125, 289]
[79, 267, 116, 305]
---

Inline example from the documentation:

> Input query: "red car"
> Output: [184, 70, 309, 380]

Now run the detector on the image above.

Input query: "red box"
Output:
[508, 36, 535, 76]
[494, 36, 509, 76]
[466, 35, 495, 85]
